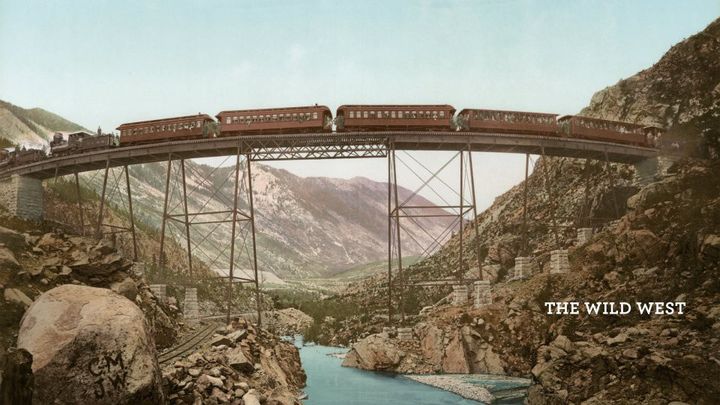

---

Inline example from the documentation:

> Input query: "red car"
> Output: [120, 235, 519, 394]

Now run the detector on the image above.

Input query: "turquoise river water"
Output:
[294, 338, 528, 405]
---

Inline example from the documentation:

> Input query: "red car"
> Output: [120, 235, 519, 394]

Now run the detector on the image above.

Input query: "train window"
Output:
[411, 111, 416, 118]
[312, 112, 318, 120]
[226, 117, 231, 124]
[440, 111, 445, 118]
[272, 114, 277, 121]
[363, 111, 369, 118]
[349, 111, 354, 119]
[398, 111, 403, 118]
[391, 111, 396, 118]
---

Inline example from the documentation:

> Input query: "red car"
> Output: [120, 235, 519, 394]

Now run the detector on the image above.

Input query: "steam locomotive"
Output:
[0, 105, 663, 169]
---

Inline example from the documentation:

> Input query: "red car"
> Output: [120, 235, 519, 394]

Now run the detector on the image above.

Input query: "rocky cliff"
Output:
[581, 17, 720, 158]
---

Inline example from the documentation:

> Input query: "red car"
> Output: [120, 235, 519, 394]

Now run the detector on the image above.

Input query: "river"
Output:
[294, 338, 529, 405]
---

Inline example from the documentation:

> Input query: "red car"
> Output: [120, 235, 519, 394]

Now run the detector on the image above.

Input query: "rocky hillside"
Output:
[0, 99, 86, 148]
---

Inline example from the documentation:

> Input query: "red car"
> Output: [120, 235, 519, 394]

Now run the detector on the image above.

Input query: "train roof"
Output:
[216, 105, 330, 117]
[337, 104, 455, 110]
[459, 108, 557, 117]
[117, 113, 214, 130]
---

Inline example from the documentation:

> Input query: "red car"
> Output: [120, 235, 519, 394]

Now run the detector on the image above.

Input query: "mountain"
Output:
[0, 99, 87, 148]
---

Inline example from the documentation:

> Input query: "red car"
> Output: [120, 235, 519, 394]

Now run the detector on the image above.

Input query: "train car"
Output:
[9, 148, 46, 167]
[558, 115, 648, 147]
[117, 114, 215, 146]
[457, 109, 558, 136]
[335, 105, 455, 132]
[216, 105, 332, 135]
[50, 131, 115, 157]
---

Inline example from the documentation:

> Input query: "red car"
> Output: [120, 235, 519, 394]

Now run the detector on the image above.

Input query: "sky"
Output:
[1, 0, 718, 209]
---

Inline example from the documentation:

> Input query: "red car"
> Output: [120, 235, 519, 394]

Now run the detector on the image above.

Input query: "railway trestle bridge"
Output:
[0, 131, 662, 326]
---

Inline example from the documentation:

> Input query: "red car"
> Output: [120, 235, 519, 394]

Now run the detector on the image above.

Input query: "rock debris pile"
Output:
[163, 318, 306, 405]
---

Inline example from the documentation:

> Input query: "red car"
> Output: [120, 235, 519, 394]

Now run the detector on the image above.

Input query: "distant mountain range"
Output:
[0, 99, 87, 148]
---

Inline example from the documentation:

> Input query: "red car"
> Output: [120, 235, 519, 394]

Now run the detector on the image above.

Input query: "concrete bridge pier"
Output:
[550, 249, 570, 274]
[452, 284, 469, 305]
[576, 228, 594, 245]
[183, 287, 200, 325]
[513, 256, 532, 279]
[0, 175, 43, 220]
[474, 280, 491, 308]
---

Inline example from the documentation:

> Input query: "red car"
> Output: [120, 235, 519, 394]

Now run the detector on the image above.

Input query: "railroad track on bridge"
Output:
[158, 322, 218, 366]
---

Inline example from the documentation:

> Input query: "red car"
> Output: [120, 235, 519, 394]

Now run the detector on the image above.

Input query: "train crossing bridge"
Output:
[0, 130, 662, 325]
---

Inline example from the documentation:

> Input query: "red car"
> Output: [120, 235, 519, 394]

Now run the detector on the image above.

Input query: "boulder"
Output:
[4, 288, 33, 308]
[472, 343, 505, 374]
[226, 346, 254, 373]
[242, 389, 261, 405]
[35, 233, 62, 251]
[0, 226, 27, 252]
[0, 247, 21, 280]
[17, 285, 163, 404]
[342, 334, 404, 370]
[110, 278, 138, 301]
[420, 325, 444, 367]
[442, 332, 470, 373]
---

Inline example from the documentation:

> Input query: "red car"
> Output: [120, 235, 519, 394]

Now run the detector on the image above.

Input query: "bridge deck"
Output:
[1, 131, 658, 179]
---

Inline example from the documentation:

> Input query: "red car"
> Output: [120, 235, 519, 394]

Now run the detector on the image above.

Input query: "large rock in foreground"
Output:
[342, 334, 404, 370]
[17, 284, 164, 404]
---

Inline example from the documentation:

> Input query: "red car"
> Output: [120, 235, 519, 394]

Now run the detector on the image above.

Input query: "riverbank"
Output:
[404, 374, 530, 404]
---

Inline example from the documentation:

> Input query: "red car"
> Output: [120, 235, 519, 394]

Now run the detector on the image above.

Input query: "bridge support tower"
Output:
[387, 145, 484, 323]
[157, 149, 262, 328]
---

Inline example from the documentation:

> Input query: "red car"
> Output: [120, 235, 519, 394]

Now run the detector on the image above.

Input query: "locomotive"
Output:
[0, 104, 664, 170]
[50, 130, 118, 157]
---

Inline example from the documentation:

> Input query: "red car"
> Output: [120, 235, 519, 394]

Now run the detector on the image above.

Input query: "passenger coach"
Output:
[336, 105, 455, 132]
[457, 109, 558, 136]
[558, 115, 649, 147]
[117, 114, 215, 146]
[216, 105, 332, 135]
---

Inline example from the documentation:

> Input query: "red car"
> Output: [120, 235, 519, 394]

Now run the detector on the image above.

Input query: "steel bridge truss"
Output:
[157, 149, 262, 326]
[387, 145, 484, 323]
[246, 134, 388, 161]
[50, 161, 140, 261]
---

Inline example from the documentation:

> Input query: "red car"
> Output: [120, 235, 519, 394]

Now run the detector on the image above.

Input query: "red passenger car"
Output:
[117, 114, 215, 146]
[216, 105, 332, 135]
[558, 115, 648, 147]
[457, 109, 558, 136]
[336, 105, 455, 132]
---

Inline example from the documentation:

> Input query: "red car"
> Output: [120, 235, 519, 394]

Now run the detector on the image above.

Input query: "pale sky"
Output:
[1, 1, 717, 209]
